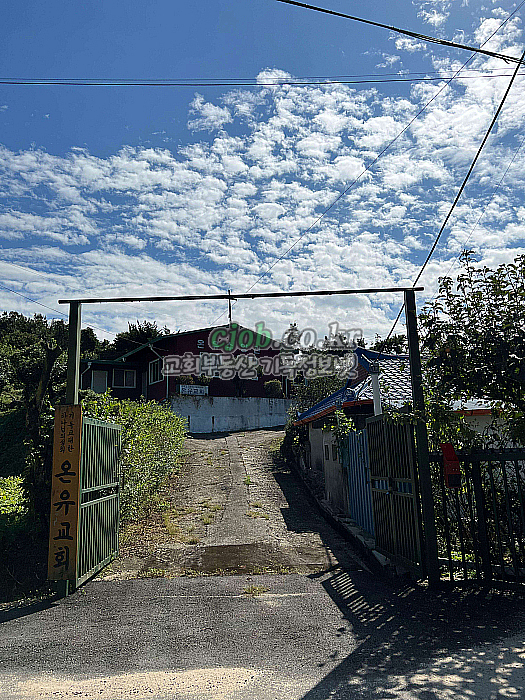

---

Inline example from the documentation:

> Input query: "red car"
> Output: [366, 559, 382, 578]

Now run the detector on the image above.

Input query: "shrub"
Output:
[82, 392, 187, 523]
[264, 379, 283, 398]
[0, 475, 29, 549]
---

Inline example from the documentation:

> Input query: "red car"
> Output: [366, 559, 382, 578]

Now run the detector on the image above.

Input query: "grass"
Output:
[201, 514, 213, 525]
[243, 476, 252, 485]
[245, 510, 270, 520]
[251, 564, 294, 575]
[250, 501, 264, 509]
[140, 568, 170, 578]
[208, 504, 223, 512]
[243, 585, 269, 596]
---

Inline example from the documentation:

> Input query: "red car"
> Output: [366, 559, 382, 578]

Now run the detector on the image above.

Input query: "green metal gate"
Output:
[76, 417, 121, 587]
[367, 415, 424, 573]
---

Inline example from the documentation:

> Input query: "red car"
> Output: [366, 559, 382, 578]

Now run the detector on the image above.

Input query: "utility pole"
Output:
[404, 289, 440, 588]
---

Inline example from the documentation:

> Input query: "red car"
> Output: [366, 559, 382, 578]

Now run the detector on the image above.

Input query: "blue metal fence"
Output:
[340, 430, 375, 537]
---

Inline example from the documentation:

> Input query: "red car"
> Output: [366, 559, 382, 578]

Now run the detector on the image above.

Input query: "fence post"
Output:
[404, 289, 440, 587]
[54, 301, 81, 598]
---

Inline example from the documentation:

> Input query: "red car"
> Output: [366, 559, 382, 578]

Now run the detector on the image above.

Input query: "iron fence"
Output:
[367, 416, 424, 574]
[430, 449, 525, 584]
[340, 430, 375, 537]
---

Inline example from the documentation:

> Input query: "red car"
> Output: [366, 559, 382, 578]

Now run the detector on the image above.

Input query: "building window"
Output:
[332, 444, 338, 462]
[149, 358, 163, 384]
[113, 368, 136, 388]
[324, 444, 330, 461]
[91, 370, 107, 394]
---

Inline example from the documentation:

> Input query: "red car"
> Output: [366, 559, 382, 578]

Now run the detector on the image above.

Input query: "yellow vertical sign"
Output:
[48, 405, 82, 581]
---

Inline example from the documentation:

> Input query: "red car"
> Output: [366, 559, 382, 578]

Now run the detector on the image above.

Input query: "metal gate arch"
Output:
[367, 415, 424, 573]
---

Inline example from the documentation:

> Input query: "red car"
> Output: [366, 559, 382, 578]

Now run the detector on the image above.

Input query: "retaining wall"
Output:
[170, 396, 295, 433]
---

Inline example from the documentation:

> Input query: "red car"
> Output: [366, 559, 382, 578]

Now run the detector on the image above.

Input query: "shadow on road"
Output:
[269, 448, 525, 699]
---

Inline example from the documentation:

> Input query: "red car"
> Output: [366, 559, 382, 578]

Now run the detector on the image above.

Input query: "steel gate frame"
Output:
[367, 415, 424, 574]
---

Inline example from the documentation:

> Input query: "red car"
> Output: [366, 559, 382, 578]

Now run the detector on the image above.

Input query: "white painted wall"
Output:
[170, 396, 295, 433]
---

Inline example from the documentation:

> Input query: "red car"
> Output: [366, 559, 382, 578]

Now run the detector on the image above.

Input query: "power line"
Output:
[0, 281, 68, 318]
[275, 0, 524, 65]
[1, 67, 522, 82]
[433, 130, 525, 297]
[382, 43, 525, 347]
[1, 73, 525, 87]
[0, 280, 116, 338]
[210, 7, 523, 327]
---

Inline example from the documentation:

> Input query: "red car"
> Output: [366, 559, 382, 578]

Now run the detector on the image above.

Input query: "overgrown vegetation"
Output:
[0, 312, 186, 601]
[82, 391, 186, 523]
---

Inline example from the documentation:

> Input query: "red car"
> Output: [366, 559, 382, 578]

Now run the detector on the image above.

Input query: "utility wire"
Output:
[275, 0, 524, 65]
[0, 68, 519, 81]
[381, 43, 525, 348]
[1, 74, 525, 87]
[0, 280, 116, 338]
[432, 130, 525, 299]
[210, 3, 524, 327]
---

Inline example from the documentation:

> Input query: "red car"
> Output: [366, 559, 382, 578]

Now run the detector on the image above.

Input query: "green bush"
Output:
[82, 392, 187, 523]
[0, 475, 29, 548]
[264, 379, 283, 398]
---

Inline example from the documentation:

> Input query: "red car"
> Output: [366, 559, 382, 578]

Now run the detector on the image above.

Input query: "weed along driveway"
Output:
[109, 428, 362, 578]
[3, 430, 525, 699]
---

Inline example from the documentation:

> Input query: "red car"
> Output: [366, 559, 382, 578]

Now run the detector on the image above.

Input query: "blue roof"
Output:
[294, 346, 411, 425]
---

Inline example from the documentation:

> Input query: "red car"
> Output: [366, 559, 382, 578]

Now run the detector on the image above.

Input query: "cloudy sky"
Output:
[0, 0, 524, 343]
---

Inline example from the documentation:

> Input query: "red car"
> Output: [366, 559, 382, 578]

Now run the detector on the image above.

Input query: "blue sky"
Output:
[0, 0, 524, 342]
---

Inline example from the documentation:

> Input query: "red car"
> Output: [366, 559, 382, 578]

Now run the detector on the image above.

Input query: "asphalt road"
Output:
[2, 430, 525, 699]
[2, 571, 525, 699]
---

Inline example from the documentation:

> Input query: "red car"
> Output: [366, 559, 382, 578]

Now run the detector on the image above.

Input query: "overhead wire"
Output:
[274, 0, 524, 65]
[1, 73, 525, 87]
[0, 280, 118, 338]
[210, 1, 525, 327]
[380, 43, 525, 349]
[431, 130, 525, 300]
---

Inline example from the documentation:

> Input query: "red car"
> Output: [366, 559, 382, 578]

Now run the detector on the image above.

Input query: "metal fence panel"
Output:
[76, 417, 121, 587]
[430, 449, 525, 584]
[341, 430, 375, 537]
[367, 415, 423, 573]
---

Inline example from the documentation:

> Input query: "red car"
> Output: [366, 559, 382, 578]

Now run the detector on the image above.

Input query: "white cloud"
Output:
[187, 94, 233, 132]
[1, 13, 525, 341]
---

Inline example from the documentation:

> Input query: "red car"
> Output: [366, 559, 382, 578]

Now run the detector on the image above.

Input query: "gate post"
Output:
[52, 301, 82, 597]
[65, 301, 82, 406]
[404, 290, 440, 587]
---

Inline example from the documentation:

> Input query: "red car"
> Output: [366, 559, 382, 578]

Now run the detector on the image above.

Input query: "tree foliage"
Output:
[106, 320, 170, 357]
[370, 333, 407, 355]
[82, 391, 186, 523]
[420, 251, 525, 412]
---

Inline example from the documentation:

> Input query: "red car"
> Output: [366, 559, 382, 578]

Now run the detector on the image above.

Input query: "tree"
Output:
[419, 251, 525, 413]
[370, 333, 407, 355]
[0, 313, 70, 525]
[0, 312, 107, 526]
[105, 320, 170, 357]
